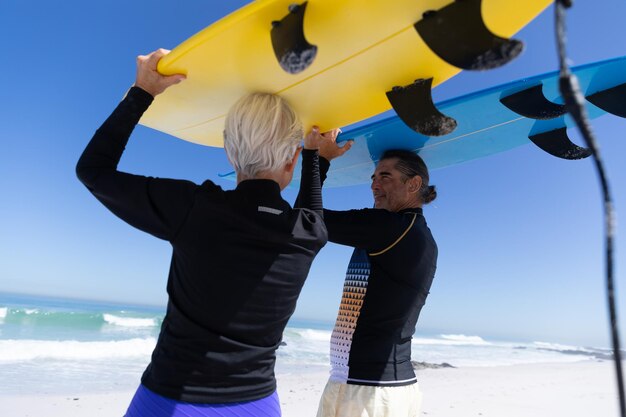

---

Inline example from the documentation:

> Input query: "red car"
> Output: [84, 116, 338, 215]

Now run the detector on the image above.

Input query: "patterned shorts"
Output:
[124, 385, 281, 417]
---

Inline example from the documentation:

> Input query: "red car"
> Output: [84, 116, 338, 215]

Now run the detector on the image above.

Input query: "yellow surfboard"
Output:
[140, 0, 552, 147]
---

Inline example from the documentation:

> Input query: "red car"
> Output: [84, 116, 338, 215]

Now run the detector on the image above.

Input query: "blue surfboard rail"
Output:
[221, 55, 626, 187]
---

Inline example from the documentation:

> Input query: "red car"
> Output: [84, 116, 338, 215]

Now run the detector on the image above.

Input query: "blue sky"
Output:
[1, 1, 625, 348]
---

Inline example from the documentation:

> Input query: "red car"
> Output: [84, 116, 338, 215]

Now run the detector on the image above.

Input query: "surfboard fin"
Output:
[528, 127, 592, 160]
[386, 78, 457, 136]
[415, 0, 524, 70]
[500, 84, 567, 119]
[586, 82, 626, 118]
[271, 2, 317, 74]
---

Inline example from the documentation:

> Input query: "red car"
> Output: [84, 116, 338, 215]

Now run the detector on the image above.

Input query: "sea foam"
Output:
[413, 334, 490, 346]
[0, 337, 156, 363]
[102, 313, 158, 328]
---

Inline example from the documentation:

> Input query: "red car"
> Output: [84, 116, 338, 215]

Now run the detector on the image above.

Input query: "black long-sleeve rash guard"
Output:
[76, 87, 327, 403]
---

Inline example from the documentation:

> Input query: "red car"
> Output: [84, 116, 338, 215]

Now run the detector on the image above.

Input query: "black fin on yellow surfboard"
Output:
[386, 78, 457, 136]
[586, 83, 626, 118]
[528, 127, 592, 159]
[415, 0, 524, 70]
[271, 2, 317, 74]
[500, 84, 567, 119]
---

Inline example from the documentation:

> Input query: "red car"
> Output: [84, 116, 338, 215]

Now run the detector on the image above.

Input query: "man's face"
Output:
[370, 158, 421, 212]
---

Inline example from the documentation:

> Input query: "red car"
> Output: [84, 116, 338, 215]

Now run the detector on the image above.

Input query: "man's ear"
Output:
[408, 176, 423, 194]
[286, 146, 303, 174]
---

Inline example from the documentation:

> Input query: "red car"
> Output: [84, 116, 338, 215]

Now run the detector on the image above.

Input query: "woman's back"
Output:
[144, 179, 326, 402]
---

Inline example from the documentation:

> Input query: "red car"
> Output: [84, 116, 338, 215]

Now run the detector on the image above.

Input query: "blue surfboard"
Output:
[222, 55, 626, 187]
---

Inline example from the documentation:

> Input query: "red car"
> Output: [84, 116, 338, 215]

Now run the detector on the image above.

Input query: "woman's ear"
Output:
[276, 146, 303, 190]
[286, 146, 303, 174]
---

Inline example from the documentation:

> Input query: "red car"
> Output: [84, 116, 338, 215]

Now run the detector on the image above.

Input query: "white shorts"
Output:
[316, 380, 422, 417]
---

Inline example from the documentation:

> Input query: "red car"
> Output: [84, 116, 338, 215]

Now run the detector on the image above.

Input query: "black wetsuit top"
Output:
[76, 87, 327, 403]
[319, 158, 438, 386]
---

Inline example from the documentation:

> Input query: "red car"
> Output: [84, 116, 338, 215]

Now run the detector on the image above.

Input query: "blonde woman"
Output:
[77, 49, 328, 417]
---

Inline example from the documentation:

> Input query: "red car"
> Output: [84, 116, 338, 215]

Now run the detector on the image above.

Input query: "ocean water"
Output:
[0, 292, 612, 396]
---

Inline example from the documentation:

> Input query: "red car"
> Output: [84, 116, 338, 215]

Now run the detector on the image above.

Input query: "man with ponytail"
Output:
[310, 138, 438, 417]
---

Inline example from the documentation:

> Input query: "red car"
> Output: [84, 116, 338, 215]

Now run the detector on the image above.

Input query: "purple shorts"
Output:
[124, 385, 281, 417]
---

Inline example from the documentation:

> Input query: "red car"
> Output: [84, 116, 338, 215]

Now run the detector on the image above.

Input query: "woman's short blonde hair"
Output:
[224, 93, 303, 178]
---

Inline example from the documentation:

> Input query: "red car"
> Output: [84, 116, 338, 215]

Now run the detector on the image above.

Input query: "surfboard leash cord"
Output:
[555, 1, 625, 415]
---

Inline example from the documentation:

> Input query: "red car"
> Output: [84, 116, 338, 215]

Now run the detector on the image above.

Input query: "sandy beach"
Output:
[1, 361, 619, 417]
